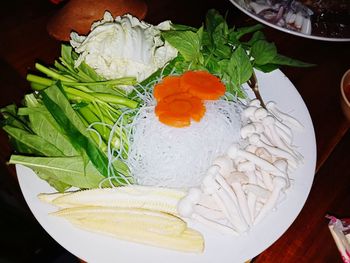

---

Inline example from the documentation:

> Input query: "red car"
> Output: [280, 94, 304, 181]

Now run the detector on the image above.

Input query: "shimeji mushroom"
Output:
[249, 99, 261, 107]
[273, 159, 291, 189]
[201, 166, 248, 233]
[236, 161, 258, 219]
[259, 170, 274, 191]
[243, 106, 259, 122]
[177, 188, 238, 235]
[266, 101, 304, 131]
[262, 116, 302, 161]
[254, 176, 287, 224]
[225, 171, 252, 226]
[242, 184, 270, 203]
[255, 147, 274, 163]
[248, 133, 299, 170]
[227, 144, 286, 178]
[212, 156, 240, 206]
[254, 107, 268, 121]
[240, 123, 257, 139]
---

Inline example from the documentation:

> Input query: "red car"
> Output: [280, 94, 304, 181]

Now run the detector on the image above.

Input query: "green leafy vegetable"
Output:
[10, 155, 107, 190]
[159, 9, 314, 100]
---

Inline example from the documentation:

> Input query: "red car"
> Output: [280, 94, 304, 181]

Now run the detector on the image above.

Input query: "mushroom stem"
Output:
[254, 176, 287, 224]
[201, 168, 248, 233]
[248, 134, 298, 169]
[266, 101, 304, 130]
[227, 144, 286, 177]
[192, 213, 239, 235]
[237, 161, 258, 219]
[262, 116, 301, 160]
[177, 195, 238, 235]
[226, 171, 252, 226]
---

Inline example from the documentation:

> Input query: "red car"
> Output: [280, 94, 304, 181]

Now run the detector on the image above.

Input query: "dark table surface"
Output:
[1, 0, 349, 262]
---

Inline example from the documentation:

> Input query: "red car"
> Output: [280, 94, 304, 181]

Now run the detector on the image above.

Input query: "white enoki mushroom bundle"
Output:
[177, 99, 304, 234]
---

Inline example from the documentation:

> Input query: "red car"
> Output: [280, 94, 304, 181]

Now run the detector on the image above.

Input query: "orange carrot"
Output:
[180, 70, 226, 100]
[153, 71, 226, 127]
[153, 76, 187, 102]
[155, 93, 205, 128]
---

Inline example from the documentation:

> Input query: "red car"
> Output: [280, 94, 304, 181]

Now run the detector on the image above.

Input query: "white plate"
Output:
[229, 0, 350, 42]
[17, 69, 316, 263]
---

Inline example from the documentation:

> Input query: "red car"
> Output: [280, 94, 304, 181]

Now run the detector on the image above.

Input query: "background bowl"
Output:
[229, 0, 350, 42]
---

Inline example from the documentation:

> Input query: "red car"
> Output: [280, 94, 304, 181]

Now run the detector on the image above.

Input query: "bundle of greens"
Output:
[1, 45, 137, 192]
[1, 9, 312, 192]
[139, 9, 312, 103]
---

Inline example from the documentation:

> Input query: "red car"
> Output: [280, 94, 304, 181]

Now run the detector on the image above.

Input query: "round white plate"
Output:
[17, 69, 316, 263]
[229, 0, 350, 42]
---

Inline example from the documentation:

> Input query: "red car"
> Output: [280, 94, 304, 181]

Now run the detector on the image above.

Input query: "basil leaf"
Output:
[229, 24, 264, 42]
[271, 54, 315, 67]
[205, 9, 227, 44]
[162, 30, 202, 63]
[228, 46, 253, 86]
[254, 63, 280, 73]
[247, 30, 266, 46]
[251, 40, 277, 65]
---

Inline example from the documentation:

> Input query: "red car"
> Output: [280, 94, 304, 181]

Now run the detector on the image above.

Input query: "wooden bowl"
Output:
[47, 0, 147, 41]
[340, 69, 350, 121]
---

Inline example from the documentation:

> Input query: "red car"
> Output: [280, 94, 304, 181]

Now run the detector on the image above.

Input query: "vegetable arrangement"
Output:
[1, 9, 312, 254]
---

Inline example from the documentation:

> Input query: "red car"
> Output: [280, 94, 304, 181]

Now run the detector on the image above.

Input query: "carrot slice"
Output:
[180, 71, 226, 100]
[153, 76, 187, 102]
[155, 93, 205, 128]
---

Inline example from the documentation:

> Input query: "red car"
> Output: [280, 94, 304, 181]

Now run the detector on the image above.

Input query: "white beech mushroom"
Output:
[273, 159, 291, 188]
[254, 176, 287, 224]
[262, 116, 302, 161]
[212, 156, 239, 205]
[243, 106, 258, 122]
[248, 133, 298, 169]
[259, 170, 274, 191]
[237, 161, 258, 218]
[249, 99, 261, 107]
[227, 144, 286, 178]
[201, 167, 248, 233]
[266, 101, 304, 130]
[226, 171, 252, 226]
[177, 189, 238, 235]
[240, 123, 257, 139]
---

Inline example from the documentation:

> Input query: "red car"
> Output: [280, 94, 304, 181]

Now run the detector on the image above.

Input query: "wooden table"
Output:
[1, 0, 349, 262]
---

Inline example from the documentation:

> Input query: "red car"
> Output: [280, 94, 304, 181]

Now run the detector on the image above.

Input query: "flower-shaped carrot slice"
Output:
[155, 93, 205, 128]
[153, 76, 188, 102]
[180, 70, 226, 100]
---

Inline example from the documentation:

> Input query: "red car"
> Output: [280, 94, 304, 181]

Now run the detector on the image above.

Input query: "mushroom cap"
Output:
[227, 144, 240, 159]
[187, 188, 202, 203]
[47, 0, 148, 41]
[254, 107, 268, 120]
[212, 155, 234, 178]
